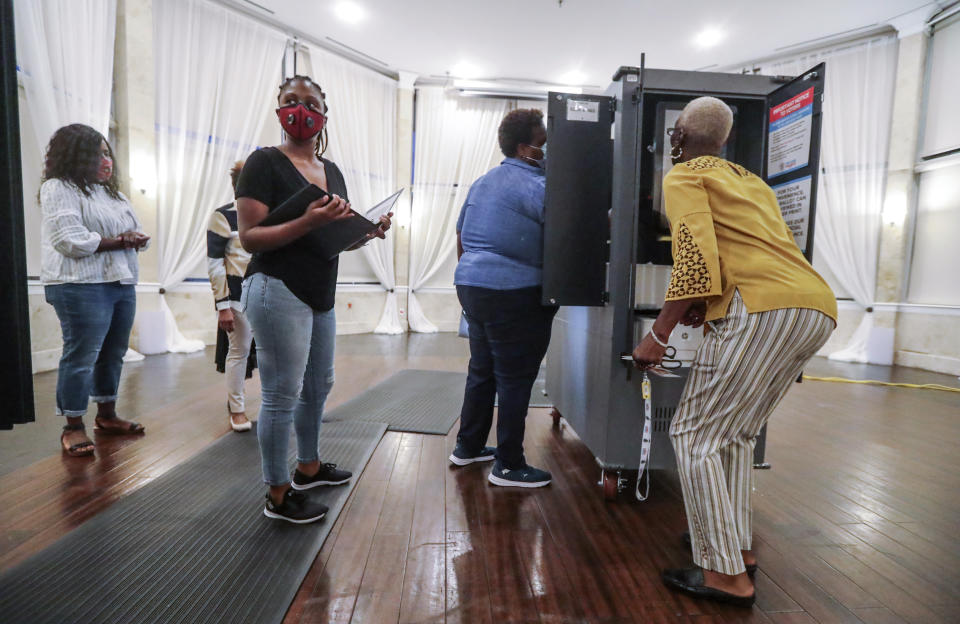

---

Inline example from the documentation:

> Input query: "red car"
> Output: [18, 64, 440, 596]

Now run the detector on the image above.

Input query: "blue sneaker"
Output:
[487, 462, 552, 488]
[449, 444, 497, 466]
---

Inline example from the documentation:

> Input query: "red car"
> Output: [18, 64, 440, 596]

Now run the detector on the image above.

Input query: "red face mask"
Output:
[276, 103, 325, 141]
[97, 156, 113, 182]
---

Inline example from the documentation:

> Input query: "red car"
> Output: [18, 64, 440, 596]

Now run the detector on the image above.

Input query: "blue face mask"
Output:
[523, 143, 547, 168]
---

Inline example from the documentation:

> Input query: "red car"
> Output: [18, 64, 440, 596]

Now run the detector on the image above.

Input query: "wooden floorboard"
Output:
[2, 334, 958, 623]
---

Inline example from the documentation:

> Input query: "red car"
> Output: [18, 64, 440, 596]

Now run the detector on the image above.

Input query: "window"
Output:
[907, 162, 960, 305]
[920, 13, 960, 158]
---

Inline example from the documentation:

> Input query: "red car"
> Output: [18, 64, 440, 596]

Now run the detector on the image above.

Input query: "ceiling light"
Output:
[694, 27, 725, 48]
[451, 62, 483, 79]
[334, 1, 367, 24]
[558, 69, 587, 85]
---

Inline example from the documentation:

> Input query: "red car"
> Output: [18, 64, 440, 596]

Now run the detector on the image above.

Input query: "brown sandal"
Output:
[61, 423, 95, 457]
[94, 414, 145, 435]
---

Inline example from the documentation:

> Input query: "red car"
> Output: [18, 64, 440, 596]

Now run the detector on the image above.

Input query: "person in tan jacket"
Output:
[207, 161, 254, 432]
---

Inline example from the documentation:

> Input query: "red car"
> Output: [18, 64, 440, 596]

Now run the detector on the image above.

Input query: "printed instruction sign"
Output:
[767, 87, 814, 178]
[566, 99, 599, 122]
[772, 175, 812, 251]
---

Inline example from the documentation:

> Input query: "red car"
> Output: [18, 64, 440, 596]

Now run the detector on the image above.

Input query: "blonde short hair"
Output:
[230, 160, 245, 191]
[681, 97, 733, 147]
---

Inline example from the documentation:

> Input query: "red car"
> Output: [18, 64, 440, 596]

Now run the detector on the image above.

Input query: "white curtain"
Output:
[407, 88, 512, 332]
[153, 0, 287, 351]
[13, 0, 116, 153]
[14, 0, 143, 358]
[754, 35, 899, 362]
[303, 47, 402, 333]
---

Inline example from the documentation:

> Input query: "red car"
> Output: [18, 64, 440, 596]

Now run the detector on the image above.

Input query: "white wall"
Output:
[908, 161, 960, 305]
[908, 14, 960, 308]
[17, 79, 43, 278]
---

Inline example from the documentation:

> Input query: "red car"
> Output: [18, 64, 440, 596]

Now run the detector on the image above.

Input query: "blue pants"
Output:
[456, 285, 557, 469]
[45, 282, 136, 417]
[242, 273, 336, 486]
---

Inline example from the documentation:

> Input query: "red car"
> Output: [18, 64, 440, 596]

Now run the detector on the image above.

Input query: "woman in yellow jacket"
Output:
[632, 97, 836, 607]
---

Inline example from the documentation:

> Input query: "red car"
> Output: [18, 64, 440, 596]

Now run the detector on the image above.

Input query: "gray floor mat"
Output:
[0, 419, 386, 624]
[322, 369, 466, 435]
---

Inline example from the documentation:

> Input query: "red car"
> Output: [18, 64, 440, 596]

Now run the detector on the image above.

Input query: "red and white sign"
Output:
[770, 87, 814, 123]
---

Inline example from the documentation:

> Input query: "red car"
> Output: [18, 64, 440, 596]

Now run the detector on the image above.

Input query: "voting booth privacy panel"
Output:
[543, 63, 825, 495]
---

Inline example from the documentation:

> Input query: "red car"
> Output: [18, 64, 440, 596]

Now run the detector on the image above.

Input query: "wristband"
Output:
[648, 330, 670, 348]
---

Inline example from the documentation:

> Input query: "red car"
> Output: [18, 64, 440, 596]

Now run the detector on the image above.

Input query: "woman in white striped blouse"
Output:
[40, 124, 151, 457]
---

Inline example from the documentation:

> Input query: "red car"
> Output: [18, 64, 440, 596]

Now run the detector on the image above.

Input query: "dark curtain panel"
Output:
[0, 0, 36, 430]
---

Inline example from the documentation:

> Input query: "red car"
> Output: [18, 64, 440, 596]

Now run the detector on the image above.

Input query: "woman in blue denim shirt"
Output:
[449, 108, 558, 488]
[237, 76, 391, 524]
[40, 124, 151, 457]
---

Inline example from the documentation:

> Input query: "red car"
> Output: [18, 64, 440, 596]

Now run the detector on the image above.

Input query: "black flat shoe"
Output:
[661, 566, 755, 607]
[681, 531, 758, 577]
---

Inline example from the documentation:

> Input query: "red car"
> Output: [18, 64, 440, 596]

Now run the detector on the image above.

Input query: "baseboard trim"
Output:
[837, 300, 960, 317]
[336, 320, 377, 335]
[32, 347, 62, 374]
[894, 351, 960, 377]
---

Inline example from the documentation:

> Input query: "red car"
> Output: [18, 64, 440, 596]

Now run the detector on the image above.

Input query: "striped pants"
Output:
[670, 291, 834, 575]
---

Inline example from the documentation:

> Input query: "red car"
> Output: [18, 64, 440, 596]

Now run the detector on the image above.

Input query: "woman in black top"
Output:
[236, 75, 391, 523]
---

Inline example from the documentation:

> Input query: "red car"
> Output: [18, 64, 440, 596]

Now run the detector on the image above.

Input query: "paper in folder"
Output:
[259, 185, 403, 260]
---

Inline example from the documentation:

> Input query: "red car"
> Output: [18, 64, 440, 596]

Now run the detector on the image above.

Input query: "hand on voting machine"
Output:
[259, 186, 403, 260]
[619, 354, 681, 378]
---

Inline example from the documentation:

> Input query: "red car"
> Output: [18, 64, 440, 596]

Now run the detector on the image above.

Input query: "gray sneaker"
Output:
[487, 462, 552, 488]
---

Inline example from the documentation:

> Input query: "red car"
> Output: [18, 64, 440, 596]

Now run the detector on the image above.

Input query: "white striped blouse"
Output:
[39, 178, 147, 285]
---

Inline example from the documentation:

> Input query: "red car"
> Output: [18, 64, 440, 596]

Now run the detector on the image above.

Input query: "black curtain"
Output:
[1, 0, 36, 430]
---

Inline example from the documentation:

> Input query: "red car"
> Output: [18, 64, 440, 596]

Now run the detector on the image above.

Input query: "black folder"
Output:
[259, 185, 402, 260]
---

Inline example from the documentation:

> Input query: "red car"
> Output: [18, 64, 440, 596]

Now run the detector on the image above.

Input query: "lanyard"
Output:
[636, 371, 652, 501]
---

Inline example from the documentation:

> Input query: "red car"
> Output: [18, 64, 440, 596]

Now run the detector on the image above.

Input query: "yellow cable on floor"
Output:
[802, 375, 960, 393]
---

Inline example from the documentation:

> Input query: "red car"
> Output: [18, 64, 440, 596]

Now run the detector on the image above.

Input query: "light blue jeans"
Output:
[241, 273, 336, 486]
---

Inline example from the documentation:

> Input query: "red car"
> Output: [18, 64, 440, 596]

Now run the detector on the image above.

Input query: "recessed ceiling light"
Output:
[559, 69, 587, 85]
[334, 1, 367, 24]
[694, 27, 725, 48]
[451, 61, 483, 79]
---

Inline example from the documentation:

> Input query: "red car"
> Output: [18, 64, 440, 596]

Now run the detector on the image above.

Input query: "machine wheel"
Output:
[602, 471, 619, 501]
[550, 409, 562, 428]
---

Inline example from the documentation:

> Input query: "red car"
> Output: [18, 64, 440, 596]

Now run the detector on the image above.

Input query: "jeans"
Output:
[456, 285, 557, 469]
[242, 273, 336, 486]
[45, 282, 136, 417]
[224, 308, 253, 414]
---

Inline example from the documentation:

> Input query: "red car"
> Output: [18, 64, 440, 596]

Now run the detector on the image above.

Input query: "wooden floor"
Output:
[2, 334, 959, 623]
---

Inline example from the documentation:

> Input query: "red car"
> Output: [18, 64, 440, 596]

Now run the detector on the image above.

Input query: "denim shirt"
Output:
[455, 158, 546, 290]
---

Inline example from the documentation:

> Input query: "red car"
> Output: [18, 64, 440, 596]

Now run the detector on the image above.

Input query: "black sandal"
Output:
[661, 566, 756, 607]
[94, 414, 145, 434]
[61, 423, 95, 457]
[682, 531, 757, 576]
